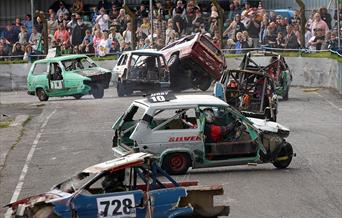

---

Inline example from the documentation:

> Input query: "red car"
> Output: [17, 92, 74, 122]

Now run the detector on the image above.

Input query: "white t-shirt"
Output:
[123, 30, 132, 44]
[96, 14, 110, 31]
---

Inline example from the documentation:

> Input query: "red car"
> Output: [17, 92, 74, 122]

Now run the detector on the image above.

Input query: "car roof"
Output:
[122, 49, 164, 56]
[82, 152, 153, 174]
[134, 95, 228, 108]
[34, 54, 89, 64]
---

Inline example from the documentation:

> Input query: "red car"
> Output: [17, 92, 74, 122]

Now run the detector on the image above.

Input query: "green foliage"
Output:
[0, 121, 11, 128]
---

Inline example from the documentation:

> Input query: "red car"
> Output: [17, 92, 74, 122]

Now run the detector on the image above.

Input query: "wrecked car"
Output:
[5, 152, 229, 218]
[214, 69, 278, 121]
[112, 50, 170, 97]
[112, 92, 294, 175]
[27, 54, 112, 101]
[239, 51, 292, 100]
[160, 33, 226, 91]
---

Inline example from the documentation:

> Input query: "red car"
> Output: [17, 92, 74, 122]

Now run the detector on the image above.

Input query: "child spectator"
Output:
[29, 27, 42, 47]
[18, 26, 29, 44]
[98, 32, 112, 56]
[165, 19, 177, 45]
[53, 25, 69, 45]
[12, 42, 24, 56]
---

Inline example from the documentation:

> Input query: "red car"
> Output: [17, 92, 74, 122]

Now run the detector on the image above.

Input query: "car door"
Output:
[136, 107, 202, 155]
[113, 53, 129, 81]
[47, 62, 65, 96]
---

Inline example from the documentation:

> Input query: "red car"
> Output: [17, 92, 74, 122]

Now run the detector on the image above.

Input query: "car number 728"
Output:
[96, 194, 136, 217]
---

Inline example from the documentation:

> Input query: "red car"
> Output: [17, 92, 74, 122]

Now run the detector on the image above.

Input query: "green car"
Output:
[27, 54, 112, 101]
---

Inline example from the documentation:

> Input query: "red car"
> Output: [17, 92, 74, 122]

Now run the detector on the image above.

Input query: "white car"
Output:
[112, 92, 294, 175]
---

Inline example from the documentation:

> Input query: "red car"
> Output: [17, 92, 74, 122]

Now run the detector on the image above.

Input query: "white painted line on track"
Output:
[4, 109, 57, 218]
[315, 92, 342, 111]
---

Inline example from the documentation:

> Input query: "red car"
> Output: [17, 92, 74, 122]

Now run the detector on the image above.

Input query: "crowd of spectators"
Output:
[222, 1, 341, 53]
[0, 0, 342, 61]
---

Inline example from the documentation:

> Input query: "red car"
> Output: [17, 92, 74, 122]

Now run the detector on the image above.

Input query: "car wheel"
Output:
[73, 94, 82, 100]
[162, 153, 191, 175]
[273, 142, 293, 169]
[167, 53, 180, 67]
[198, 77, 212, 91]
[36, 88, 49, 101]
[32, 206, 60, 218]
[92, 84, 104, 99]
[117, 82, 124, 97]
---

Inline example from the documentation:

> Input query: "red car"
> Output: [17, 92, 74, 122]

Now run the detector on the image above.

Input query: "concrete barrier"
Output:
[0, 57, 341, 94]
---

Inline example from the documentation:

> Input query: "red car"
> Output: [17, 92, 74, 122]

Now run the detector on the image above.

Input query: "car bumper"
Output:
[112, 145, 133, 158]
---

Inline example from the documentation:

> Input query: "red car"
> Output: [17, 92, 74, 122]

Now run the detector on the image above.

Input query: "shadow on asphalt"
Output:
[187, 166, 300, 175]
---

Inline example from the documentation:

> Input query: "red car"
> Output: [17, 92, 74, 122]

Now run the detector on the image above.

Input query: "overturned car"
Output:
[160, 33, 226, 91]
[6, 152, 229, 218]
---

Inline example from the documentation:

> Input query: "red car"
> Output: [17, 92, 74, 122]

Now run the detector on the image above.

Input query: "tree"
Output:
[295, 0, 306, 47]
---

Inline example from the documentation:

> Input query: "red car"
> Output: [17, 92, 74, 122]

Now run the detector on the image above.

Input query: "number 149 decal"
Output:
[97, 194, 136, 217]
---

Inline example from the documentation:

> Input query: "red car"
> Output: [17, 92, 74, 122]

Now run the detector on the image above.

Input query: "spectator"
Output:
[164, 0, 174, 19]
[333, 3, 342, 25]
[234, 32, 246, 54]
[228, 0, 242, 20]
[60, 41, 73, 54]
[83, 29, 93, 44]
[14, 17, 22, 34]
[29, 27, 41, 47]
[311, 12, 329, 35]
[326, 31, 339, 50]
[245, 11, 260, 47]
[275, 16, 287, 35]
[136, 3, 149, 26]
[23, 44, 33, 62]
[305, 26, 313, 48]
[0, 43, 10, 60]
[97, 32, 112, 56]
[153, 14, 166, 42]
[53, 25, 69, 44]
[284, 25, 300, 49]
[154, 1, 165, 20]
[137, 38, 145, 49]
[109, 25, 123, 51]
[308, 28, 325, 51]
[192, 8, 205, 28]
[223, 14, 246, 40]
[140, 17, 151, 36]
[165, 19, 177, 45]
[242, 31, 253, 48]
[34, 15, 44, 33]
[155, 38, 164, 50]
[259, 17, 268, 45]
[96, 8, 110, 32]
[212, 36, 220, 48]
[123, 22, 133, 46]
[57, 13, 66, 26]
[72, 0, 84, 14]
[97, 0, 111, 12]
[116, 9, 129, 34]
[185, 1, 195, 34]
[224, 38, 236, 52]
[321, 31, 331, 50]
[109, 4, 119, 20]
[173, 7, 184, 34]
[268, 11, 277, 23]
[4, 24, 19, 44]
[319, 7, 332, 30]
[173, 0, 186, 18]
[122, 42, 131, 51]
[275, 32, 285, 48]
[57, 2, 69, 18]
[67, 13, 78, 30]
[48, 14, 58, 36]
[22, 14, 33, 34]
[18, 26, 29, 44]
[79, 38, 95, 53]
[93, 30, 102, 54]
[71, 16, 87, 47]
[12, 42, 24, 56]
[143, 38, 151, 49]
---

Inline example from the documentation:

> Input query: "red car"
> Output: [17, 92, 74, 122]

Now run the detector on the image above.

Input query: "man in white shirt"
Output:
[96, 7, 110, 31]
[123, 22, 132, 45]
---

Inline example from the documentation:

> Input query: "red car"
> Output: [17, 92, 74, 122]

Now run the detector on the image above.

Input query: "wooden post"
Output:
[124, 4, 137, 49]
[294, 0, 306, 48]
[212, 0, 225, 48]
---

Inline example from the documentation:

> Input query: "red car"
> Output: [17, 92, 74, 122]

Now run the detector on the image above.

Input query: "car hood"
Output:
[5, 189, 72, 209]
[76, 67, 110, 77]
[247, 117, 290, 133]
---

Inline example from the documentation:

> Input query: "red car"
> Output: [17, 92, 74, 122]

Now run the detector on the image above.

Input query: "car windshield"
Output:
[62, 57, 97, 72]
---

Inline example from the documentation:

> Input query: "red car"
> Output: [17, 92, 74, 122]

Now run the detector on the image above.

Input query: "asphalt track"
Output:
[0, 87, 341, 217]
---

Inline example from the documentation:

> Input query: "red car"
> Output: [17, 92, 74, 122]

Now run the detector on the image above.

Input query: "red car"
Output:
[161, 33, 225, 91]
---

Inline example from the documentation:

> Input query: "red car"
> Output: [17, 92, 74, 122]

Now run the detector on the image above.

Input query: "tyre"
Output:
[73, 94, 82, 99]
[162, 153, 191, 175]
[198, 77, 212, 91]
[33, 206, 59, 218]
[167, 53, 180, 67]
[92, 84, 104, 99]
[117, 82, 124, 97]
[273, 142, 293, 169]
[36, 88, 49, 101]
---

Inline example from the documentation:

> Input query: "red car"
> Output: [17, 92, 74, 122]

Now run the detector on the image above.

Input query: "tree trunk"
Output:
[295, 0, 306, 48]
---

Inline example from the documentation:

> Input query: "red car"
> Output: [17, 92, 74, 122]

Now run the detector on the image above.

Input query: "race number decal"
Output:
[147, 91, 176, 103]
[50, 80, 63, 89]
[96, 195, 135, 218]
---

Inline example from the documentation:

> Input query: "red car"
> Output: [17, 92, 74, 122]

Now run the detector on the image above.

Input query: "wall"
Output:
[0, 57, 341, 94]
